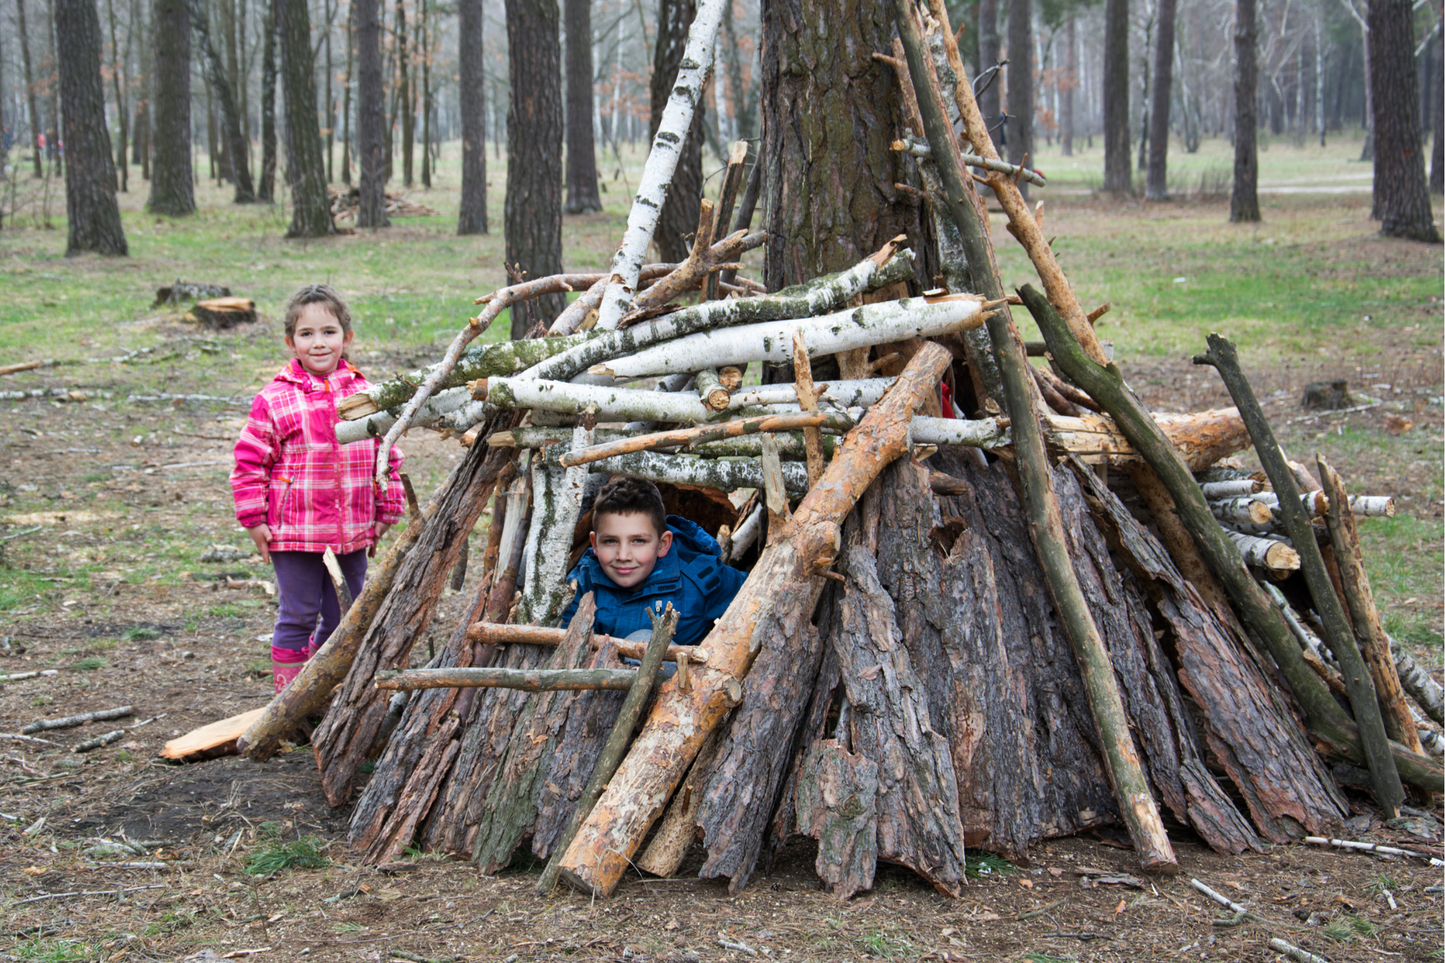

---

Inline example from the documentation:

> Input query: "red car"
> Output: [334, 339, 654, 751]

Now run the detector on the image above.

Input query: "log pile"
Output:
[233, 0, 1442, 902]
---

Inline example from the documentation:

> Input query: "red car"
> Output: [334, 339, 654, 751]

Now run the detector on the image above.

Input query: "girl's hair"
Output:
[283, 284, 353, 339]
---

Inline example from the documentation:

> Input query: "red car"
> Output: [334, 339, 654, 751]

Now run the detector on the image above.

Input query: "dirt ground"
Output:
[2, 213, 1443, 961]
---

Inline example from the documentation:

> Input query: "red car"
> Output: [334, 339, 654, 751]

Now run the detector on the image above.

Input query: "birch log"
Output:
[515, 425, 592, 626]
[540, 448, 811, 495]
[528, 251, 917, 383]
[587, 296, 986, 380]
[337, 387, 473, 443]
[727, 378, 896, 411]
[554, 343, 954, 897]
[593, 0, 728, 331]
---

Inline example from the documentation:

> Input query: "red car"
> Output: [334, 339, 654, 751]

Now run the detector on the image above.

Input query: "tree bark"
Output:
[189, 0, 256, 202]
[147, 0, 193, 216]
[258, 0, 277, 201]
[1144, 0, 1176, 200]
[356, 0, 388, 226]
[104, 0, 128, 192]
[1230, 0, 1260, 222]
[340, 0, 353, 186]
[56, 0, 128, 255]
[395, 0, 413, 187]
[649, 0, 704, 260]
[555, 343, 953, 898]
[1005, 0, 1032, 201]
[505, 0, 565, 336]
[1432, 12, 1443, 196]
[1102, 0, 1131, 193]
[564, 0, 601, 213]
[976, 0, 1000, 132]
[457, 0, 488, 233]
[1060, 14, 1075, 156]
[760, 0, 935, 292]
[1367, 0, 1441, 241]
[277, 0, 335, 236]
[17, 0, 45, 179]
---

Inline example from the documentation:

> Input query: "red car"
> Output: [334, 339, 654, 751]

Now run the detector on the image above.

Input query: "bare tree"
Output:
[564, 0, 602, 213]
[190, 0, 257, 202]
[1230, 0, 1259, 222]
[457, 0, 488, 232]
[649, 0, 704, 261]
[259, 0, 278, 201]
[505, 0, 565, 335]
[1432, 10, 1443, 195]
[357, 0, 388, 226]
[277, 0, 335, 236]
[1145, 0, 1177, 200]
[341, 0, 354, 186]
[17, 0, 45, 178]
[1061, 13, 1076, 156]
[1007, 0, 1033, 199]
[103, 0, 128, 191]
[56, 0, 128, 254]
[1103, 0, 1132, 192]
[1367, 0, 1440, 240]
[977, 0, 1001, 132]
[148, 0, 194, 215]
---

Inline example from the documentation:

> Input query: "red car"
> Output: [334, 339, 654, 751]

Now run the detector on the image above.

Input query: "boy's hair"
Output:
[284, 284, 353, 340]
[592, 477, 667, 536]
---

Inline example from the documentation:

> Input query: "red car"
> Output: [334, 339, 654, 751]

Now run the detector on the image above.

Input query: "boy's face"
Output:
[590, 512, 672, 589]
[287, 303, 352, 377]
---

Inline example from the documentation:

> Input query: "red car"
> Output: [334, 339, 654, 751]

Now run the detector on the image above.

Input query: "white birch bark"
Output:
[727, 378, 895, 411]
[482, 379, 726, 424]
[1225, 530, 1301, 571]
[515, 425, 593, 626]
[335, 386, 473, 444]
[524, 251, 917, 384]
[593, 0, 729, 331]
[537, 446, 810, 494]
[587, 297, 985, 380]
[909, 415, 1012, 449]
[1199, 479, 1261, 499]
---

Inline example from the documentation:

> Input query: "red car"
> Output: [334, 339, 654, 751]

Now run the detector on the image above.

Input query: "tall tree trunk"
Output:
[1368, 0, 1440, 240]
[238, 0, 249, 165]
[564, 0, 601, 213]
[649, 0, 704, 261]
[341, 0, 354, 185]
[420, 0, 431, 188]
[1102, 0, 1131, 193]
[723, 0, 755, 138]
[1060, 13, 1075, 156]
[1432, 13, 1443, 195]
[1359, 17, 1374, 161]
[760, 0, 934, 291]
[56, 0, 128, 254]
[104, 0, 127, 192]
[357, 0, 388, 225]
[259, 0, 278, 201]
[18, 0, 45, 179]
[1229, 0, 1259, 222]
[456, 0, 488, 233]
[190, 0, 257, 202]
[277, 0, 335, 236]
[326, 0, 335, 184]
[1006, 0, 1033, 200]
[133, 0, 150, 179]
[397, 0, 413, 188]
[1144, 0, 1176, 200]
[147, 0, 194, 215]
[504, 0, 565, 336]
[977, 0, 1000, 135]
[45, 0, 62, 178]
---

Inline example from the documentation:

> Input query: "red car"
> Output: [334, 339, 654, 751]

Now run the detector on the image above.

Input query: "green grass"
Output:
[859, 927, 916, 960]
[243, 836, 330, 875]
[67, 657, 108, 672]
[964, 851, 1015, 878]
[6, 940, 104, 962]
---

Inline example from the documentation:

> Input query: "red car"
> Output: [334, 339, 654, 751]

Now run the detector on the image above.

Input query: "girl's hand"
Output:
[370, 522, 391, 558]
[245, 524, 272, 564]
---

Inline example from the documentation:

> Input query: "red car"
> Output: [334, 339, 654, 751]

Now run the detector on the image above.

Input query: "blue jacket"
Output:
[559, 516, 748, 648]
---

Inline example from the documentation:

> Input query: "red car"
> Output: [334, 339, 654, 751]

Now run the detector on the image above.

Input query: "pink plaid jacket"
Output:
[232, 359, 405, 554]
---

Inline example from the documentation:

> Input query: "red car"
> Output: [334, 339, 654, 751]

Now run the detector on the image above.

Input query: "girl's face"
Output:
[287, 303, 353, 377]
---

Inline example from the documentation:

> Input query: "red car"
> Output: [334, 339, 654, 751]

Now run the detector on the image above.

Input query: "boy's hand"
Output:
[370, 522, 391, 558]
[245, 524, 272, 564]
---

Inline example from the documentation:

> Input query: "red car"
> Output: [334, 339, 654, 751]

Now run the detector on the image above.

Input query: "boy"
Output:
[559, 477, 747, 649]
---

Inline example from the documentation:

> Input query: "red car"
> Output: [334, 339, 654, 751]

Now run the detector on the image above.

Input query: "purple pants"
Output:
[270, 550, 368, 654]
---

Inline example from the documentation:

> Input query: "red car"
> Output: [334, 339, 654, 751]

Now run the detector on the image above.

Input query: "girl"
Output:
[231, 284, 405, 693]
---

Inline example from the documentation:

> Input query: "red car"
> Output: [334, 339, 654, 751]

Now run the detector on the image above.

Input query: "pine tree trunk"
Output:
[1229, 0, 1259, 222]
[1368, 0, 1441, 241]
[563, 0, 601, 213]
[17, 0, 45, 179]
[396, 0, 413, 188]
[341, 1, 353, 186]
[357, 0, 388, 226]
[457, 0, 487, 233]
[976, 0, 1000, 132]
[259, 0, 277, 201]
[104, 0, 127, 192]
[504, 0, 565, 336]
[1144, 0, 1176, 200]
[57, 0, 128, 254]
[1432, 14, 1443, 195]
[1101, 0, 1131, 193]
[147, 0, 194, 215]
[759, 0, 934, 291]
[277, 0, 335, 235]
[1006, 0, 1032, 200]
[649, 0, 704, 261]
[189, 0, 257, 202]
[1060, 14, 1075, 156]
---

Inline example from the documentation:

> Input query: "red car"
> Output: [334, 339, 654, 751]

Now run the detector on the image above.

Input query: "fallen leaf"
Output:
[1385, 414, 1414, 435]
[1114, 899, 1126, 915]
[23, 866, 45, 876]
[1048, 866, 1064, 877]
[1018, 878, 1033, 890]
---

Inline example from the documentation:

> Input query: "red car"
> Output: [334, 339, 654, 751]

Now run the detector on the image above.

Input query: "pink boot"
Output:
[272, 645, 309, 694]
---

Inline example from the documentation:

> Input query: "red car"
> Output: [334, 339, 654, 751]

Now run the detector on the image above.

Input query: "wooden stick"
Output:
[1018, 283, 1441, 793]
[1304, 835, 1445, 866]
[557, 413, 843, 469]
[706, 142, 752, 302]
[0, 360, 44, 376]
[464, 622, 704, 664]
[1394, 646, 1445, 726]
[322, 548, 354, 612]
[374, 666, 637, 692]
[1208, 496, 1274, 527]
[1224, 530, 1301, 572]
[1190, 877, 1251, 924]
[1200, 479, 1262, 499]
[1317, 457, 1424, 754]
[695, 368, 731, 411]
[0, 669, 58, 683]
[554, 343, 955, 897]
[984, 297, 1176, 872]
[791, 332, 827, 487]
[22, 706, 132, 733]
[1194, 334, 1403, 818]
[1268, 938, 1331, 963]
[73, 730, 126, 753]
[539, 604, 680, 892]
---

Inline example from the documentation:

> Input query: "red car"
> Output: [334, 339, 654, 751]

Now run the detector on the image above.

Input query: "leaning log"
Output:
[375, 666, 636, 692]
[553, 342, 955, 898]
